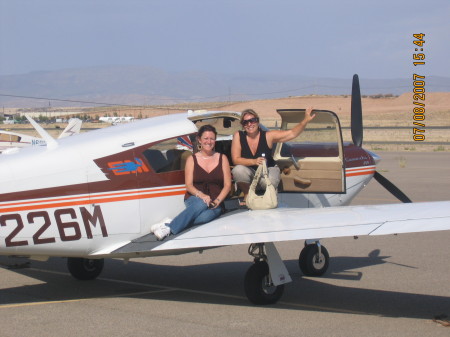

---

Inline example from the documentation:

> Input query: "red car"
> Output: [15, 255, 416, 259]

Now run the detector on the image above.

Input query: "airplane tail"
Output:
[25, 115, 58, 150]
[58, 118, 82, 139]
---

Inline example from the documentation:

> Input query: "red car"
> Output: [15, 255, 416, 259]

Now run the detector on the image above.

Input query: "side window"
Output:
[0, 133, 20, 142]
[142, 135, 194, 173]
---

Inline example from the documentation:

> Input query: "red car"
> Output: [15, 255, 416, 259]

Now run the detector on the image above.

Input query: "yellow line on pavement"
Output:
[0, 289, 175, 309]
[1, 266, 371, 316]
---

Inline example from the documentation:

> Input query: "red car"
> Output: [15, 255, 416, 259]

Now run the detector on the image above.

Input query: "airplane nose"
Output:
[366, 150, 381, 165]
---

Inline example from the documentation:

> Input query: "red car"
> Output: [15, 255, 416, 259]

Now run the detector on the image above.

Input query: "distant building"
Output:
[19, 111, 82, 118]
[3, 117, 15, 124]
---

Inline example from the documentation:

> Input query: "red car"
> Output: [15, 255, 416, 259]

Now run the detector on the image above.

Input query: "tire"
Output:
[299, 244, 329, 277]
[244, 261, 284, 305]
[67, 258, 104, 280]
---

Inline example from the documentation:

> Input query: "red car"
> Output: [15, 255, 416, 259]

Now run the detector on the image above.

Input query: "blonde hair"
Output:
[240, 109, 260, 125]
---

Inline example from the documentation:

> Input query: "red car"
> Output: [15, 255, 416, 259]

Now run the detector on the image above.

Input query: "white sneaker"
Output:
[150, 222, 165, 233]
[150, 217, 172, 233]
[154, 225, 171, 240]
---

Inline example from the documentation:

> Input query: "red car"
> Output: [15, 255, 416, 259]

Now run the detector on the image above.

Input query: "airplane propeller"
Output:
[373, 172, 412, 203]
[351, 74, 363, 147]
[350, 74, 412, 203]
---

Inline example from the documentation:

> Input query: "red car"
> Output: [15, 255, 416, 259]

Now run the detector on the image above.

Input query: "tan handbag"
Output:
[246, 161, 278, 210]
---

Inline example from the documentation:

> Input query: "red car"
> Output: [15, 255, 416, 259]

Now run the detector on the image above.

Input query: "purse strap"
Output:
[250, 161, 273, 191]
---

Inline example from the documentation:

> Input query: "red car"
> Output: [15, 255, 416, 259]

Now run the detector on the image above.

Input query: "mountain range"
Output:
[1, 66, 449, 108]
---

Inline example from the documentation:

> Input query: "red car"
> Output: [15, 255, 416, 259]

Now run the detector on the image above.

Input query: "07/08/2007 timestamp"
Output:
[412, 33, 425, 141]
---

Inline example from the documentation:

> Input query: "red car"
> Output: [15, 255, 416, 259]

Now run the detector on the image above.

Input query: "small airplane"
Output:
[0, 75, 449, 305]
[99, 116, 135, 125]
[0, 117, 82, 154]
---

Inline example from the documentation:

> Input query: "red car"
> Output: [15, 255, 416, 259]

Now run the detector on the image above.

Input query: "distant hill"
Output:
[1, 66, 449, 108]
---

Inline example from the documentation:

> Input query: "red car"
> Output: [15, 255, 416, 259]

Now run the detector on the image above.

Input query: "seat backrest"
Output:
[143, 149, 169, 173]
[165, 149, 193, 171]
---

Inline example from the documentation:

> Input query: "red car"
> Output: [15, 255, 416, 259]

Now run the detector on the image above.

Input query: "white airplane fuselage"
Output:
[0, 113, 375, 258]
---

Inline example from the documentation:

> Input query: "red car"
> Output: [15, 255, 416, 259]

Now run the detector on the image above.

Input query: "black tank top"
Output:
[239, 129, 275, 170]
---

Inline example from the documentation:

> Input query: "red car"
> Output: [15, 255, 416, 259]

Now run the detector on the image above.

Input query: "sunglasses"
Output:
[241, 117, 259, 126]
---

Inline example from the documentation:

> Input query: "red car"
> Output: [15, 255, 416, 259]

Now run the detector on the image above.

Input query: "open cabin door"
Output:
[273, 109, 345, 193]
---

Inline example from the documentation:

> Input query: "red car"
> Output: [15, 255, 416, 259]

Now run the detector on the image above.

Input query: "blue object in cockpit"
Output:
[109, 158, 144, 173]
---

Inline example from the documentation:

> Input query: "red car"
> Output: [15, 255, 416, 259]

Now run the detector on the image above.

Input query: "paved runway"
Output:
[1, 151, 449, 336]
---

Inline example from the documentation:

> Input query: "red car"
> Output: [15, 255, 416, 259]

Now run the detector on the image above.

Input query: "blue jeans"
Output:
[168, 196, 222, 235]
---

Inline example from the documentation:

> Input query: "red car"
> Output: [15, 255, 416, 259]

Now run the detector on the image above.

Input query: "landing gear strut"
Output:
[67, 258, 104, 280]
[299, 241, 329, 277]
[244, 243, 287, 305]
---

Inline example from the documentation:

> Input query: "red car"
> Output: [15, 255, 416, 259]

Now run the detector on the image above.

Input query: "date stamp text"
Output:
[412, 33, 425, 141]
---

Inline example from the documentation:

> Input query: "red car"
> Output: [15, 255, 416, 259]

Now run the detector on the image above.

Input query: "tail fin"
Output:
[58, 118, 82, 139]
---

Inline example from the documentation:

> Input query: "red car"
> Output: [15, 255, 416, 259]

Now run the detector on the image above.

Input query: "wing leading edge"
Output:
[106, 201, 450, 256]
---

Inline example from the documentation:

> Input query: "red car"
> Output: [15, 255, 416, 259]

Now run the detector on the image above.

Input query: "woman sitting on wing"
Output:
[231, 107, 315, 205]
[152, 124, 231, 240]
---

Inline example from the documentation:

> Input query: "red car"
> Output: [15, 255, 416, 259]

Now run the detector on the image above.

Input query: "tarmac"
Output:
[1, 151, 449, 337]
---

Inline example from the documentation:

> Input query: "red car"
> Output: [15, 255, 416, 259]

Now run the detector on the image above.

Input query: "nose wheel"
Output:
[244, 243, 287, 305]
[67, 257, 104, 280]
[244, 260, 284, 305]
[299, 242, 329, 277]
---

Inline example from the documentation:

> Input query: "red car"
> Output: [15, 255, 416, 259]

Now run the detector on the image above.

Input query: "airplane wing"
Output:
[108, 201, 450, 256]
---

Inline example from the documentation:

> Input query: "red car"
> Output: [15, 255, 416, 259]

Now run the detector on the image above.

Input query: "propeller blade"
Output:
[373, 171, 412, 203]
[351, 74, 363, 147]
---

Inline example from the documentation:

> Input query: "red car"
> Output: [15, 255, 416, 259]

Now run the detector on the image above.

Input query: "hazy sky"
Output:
[0, 0, 449, 79]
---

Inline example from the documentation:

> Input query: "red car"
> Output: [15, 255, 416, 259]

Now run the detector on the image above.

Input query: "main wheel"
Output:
[67, 258, 104, 280]
[244, 261, 284, 305]
[299, 244, 329, 277]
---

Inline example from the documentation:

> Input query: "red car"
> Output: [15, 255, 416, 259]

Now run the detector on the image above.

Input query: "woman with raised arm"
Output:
[231, 107, 315, 206]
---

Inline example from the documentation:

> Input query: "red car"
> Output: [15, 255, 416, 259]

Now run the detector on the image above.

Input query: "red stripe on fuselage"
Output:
[0, 187, 186, 213]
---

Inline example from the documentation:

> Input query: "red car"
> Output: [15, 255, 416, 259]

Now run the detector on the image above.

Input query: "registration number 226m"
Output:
[0, 206, 108, 247]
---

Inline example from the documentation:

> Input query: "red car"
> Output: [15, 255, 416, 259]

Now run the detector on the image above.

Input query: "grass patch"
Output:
[370, 145, 386, 151]
[397, 156, 407, 168]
